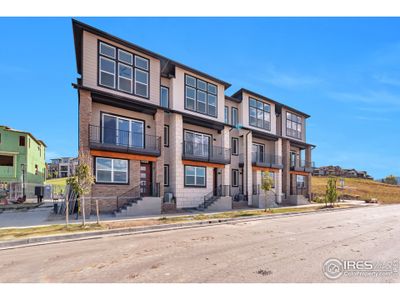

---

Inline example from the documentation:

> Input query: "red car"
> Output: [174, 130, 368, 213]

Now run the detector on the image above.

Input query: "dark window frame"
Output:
[286, 112, 303, 140]
[0, 155, 13, 167]
[160, 86, 169, 108]
[231, 107, 238, 126]
[224, 106, 229, 124]
[184, 74, 218, 118]
[249, 97, 271, 130]
[94, 156, 130, 185]
[231, 137, 239, 156]
[19, 136, 26, 147]
[232, 169, 239, 187]
[164, 164, 169, 186]
[97, 40, 150, 99]
[184, 165, 207, 188]
[164, 125, 169, 147]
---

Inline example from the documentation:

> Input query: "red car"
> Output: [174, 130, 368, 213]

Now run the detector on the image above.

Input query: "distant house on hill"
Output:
[313, 165, 373, 180]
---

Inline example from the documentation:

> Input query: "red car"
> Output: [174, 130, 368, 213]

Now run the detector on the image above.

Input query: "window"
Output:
[102, 114, 144, 148]
[290, 151, 297, 167]
[164, 125, 169, 147]
[160, 86, 169, 108]
[231, 107, 238, 126]
[231, 137, 239, 155]
[184, 131, 210, 157]
[252, 143, 265, 162]
[0, 155, 13, 167]
[185, 74, 218, 117]
[95, 157, 128, 184]
[98, 41, 149, 98]
[249, 97, 271, 130]
[296, 175, 305, 188]
[224, 106, 229, 123]
[184, 166, 206, 187]
[286, 112, 302, 139]
[35, 164, 38, 175]
[232, 169, 239, 187]
[19, 136, 25, 146]
[164, 165, 169, 186]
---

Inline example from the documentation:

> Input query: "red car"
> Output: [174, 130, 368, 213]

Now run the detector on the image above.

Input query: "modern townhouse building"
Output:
[72, 19, 315, 216]
[47, 157, 78, 179]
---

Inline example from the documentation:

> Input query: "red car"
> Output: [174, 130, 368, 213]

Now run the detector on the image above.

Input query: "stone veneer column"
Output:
[169, 114, 183, 206]
[155, 109, 165, 197]
[221, 126, 231, 189]
[275, 138, 283, 203]
[79, 89, 93, 217]
[244, 130, 253, 205]
[305, 145, 312, 198]
[282, 139, 291, 199]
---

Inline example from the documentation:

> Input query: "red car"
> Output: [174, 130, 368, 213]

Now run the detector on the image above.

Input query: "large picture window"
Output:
[184, 166, 206, 187]
[184, 131, 210, 158]
[102, 113, 144, 148]
[286, 112, 302, 139]
[185, 74, 218, 117]
[249, 97, 271, 130]
[98, 41, 149, 98]
[0, 155, 13, 167]
[95, 157, 128, 184]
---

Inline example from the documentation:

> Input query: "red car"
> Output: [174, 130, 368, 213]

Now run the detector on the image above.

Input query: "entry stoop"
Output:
[204, 196, 232, 212]
[114, 197, 162, 217]
[286, 195, 310, 206]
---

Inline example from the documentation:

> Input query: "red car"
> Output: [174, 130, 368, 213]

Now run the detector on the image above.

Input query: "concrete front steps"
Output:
[114, 197, 162, 217]
[201, 196, 232, 212]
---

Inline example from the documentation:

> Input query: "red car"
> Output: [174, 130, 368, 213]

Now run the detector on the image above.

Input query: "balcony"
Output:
[290, 159, 315, 173]
[252, 152, 283, 169]
[89, 125, 161, 157]
[182, 141, 231, 165]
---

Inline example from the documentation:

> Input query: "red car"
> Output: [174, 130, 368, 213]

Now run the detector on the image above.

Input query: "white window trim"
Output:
[118, 49, 133, 65]
[134, 68, 149, 98]
[135, 56, 149, 71]
[160, 86, 169, 108]
[184, 130, 211, 157]
[232, 169, 239, 187]
[185, 166, 206, 187]
[232, 138, 239, 155]
[99, 42, 116, 59]
[99, 56, 116, 89]
[117, 62, 133, 93]
[95, 157, 128, 184]
[164, 125, 169, 147]
[164, 165, 169, 186]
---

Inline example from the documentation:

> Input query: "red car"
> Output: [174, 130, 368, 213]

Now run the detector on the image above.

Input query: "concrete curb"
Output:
[0, 205, 368, 251]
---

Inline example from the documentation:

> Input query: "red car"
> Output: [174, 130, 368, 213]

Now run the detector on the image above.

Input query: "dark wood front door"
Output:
[140, 163, 152, 197]
[213, 168, 218, 196]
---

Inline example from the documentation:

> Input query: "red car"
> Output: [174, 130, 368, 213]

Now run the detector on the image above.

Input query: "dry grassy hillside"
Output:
[312, 176, 400, 204]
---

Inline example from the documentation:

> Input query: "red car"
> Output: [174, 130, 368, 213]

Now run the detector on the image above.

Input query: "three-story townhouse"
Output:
[72, 19, 315, 216]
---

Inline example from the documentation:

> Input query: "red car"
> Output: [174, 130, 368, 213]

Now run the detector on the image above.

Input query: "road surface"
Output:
[0, 205, 399, 283]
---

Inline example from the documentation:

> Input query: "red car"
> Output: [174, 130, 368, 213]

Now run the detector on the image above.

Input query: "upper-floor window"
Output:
[19, 136, 25, 147]
[164, 164, 169, 186]
[231, 107, 238, 126]
[185, 74, 217, 117]
[249, 97, 271, 130]
[286, 112, 302, 139]
[164, 125, 169, 147]
[224, 106, 229, 123]
[231, 137, 239, 155]
[98, 41, 149, 98]
[102, 113, 144, 148]
[160, 86, 169, 108]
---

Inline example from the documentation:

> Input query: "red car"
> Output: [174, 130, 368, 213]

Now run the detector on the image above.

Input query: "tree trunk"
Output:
[82, 196, 86, 226]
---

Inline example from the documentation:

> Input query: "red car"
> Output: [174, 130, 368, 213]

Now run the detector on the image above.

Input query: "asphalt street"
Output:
[0, 205, 399, 283]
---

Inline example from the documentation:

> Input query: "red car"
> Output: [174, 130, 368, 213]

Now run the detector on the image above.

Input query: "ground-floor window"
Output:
[0, 155, 13, 166]
[164, 164, 169, 186]
[232, 169, 239, 187]
[296, 175, 305, 188]
[184, 165, 206, 187]
[95, 157, 128, 184]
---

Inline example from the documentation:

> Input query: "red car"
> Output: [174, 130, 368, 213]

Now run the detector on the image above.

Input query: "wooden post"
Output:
[96, 200, 100, 224]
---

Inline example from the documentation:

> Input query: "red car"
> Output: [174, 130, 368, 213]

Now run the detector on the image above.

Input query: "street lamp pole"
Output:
[21, 163, 26, 201]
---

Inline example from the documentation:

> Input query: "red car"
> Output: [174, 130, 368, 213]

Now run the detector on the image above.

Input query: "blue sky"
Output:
[0, 17, 399, 179]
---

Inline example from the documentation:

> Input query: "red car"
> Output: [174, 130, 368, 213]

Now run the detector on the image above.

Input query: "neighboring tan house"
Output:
[313, 166, 373, 180]
[72, 19, 315, 216]
[0, 125, 46, 188]
[47, 157, 78, 179]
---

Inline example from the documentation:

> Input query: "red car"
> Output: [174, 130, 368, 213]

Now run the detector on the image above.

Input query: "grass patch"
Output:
[45, 177, 70, 186]
[312, 176, 400, 204]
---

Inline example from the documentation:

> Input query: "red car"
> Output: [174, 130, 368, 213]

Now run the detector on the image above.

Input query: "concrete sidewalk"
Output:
[0, 199, 371, 229]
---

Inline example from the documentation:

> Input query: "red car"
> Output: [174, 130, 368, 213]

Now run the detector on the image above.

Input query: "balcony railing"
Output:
[182, 141, 231, 164]
[252, 152, 283, 169]
[290, 159, 315, 172]
[89, 125, 161, 157]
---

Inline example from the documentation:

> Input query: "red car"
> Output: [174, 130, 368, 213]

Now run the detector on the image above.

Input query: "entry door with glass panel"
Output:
[252, 143, 265, 163]
[140, 163, 152, 196]
[184, 131, 210, 158]
[102, 114, 144, 148]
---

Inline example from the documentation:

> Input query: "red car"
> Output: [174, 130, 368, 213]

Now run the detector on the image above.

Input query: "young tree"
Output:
[68, 151, 94, 226]
[384, 175, 398, 185]
[325, 177, 338, 207]
[261, 173, 274, 211]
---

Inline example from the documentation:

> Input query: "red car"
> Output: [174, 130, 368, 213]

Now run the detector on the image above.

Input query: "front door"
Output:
[140, 163, 152, 197]
[213, 168, 218, 196]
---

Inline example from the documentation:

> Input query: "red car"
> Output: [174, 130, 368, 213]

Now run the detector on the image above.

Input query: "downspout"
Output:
[245, 130, 251, 198]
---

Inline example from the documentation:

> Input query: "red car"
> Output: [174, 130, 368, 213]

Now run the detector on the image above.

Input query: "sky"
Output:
[0, 17, 399, 179]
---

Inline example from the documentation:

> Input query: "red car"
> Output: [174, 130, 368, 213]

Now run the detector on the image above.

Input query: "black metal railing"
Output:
[89, 125, 161, 156]
[116, 184, 141, 210]
[252, 152, 283, 168]
[182, 141, 231, 164]
[199, 185, 230, 209]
